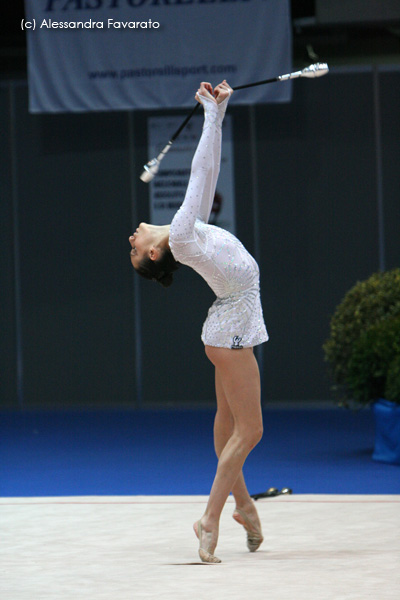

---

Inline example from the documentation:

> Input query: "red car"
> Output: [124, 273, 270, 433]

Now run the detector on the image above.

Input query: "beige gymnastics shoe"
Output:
[233, 508, 264, 552]
[193, 520, 221, 563]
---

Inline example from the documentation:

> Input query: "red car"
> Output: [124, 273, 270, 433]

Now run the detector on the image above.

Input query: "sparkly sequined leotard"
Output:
[169, 93, 268, 349]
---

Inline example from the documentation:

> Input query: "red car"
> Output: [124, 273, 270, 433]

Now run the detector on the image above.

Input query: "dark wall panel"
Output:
[14, 87, 136, 409]
[139, 268, 216, 405]
[132, 111, 216, 405]
[256, 72, 379, 401]
[0, 87, 17, 408]
[381, 71, 400, 271]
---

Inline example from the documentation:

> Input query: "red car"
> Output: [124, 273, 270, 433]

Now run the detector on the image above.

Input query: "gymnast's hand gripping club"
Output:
[140, 62, 329, 183]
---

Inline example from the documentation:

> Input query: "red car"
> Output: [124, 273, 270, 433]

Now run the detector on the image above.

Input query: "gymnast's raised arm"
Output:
[170, 81, 232, 241]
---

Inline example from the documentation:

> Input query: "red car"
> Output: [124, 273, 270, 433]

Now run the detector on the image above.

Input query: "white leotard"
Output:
[169, 94, 268, 349]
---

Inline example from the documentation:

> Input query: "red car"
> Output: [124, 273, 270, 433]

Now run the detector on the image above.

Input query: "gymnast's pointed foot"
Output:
[193, 519, 221, 563]
[233, 506, 264, 552]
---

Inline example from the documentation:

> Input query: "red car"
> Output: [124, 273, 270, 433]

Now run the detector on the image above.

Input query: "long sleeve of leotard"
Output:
[170, 94, 229, 242]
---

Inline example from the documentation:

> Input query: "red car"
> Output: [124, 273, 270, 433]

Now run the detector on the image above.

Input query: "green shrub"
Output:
[346, 316, 400, 404]
[385, 354, 400, 403]
[323, 269, 400, 406]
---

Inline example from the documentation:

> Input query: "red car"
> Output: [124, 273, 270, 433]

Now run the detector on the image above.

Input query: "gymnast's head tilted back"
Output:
[129, 222, 179, 288]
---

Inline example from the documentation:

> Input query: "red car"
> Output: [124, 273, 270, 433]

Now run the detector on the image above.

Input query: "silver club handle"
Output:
[278, 63, 329, 81]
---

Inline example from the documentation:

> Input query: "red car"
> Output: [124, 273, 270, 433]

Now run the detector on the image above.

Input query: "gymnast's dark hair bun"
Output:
[134, 248, 180, 288]
[155, 272, 175, 288]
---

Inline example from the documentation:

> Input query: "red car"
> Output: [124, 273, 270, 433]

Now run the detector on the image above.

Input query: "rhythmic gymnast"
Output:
[129, 80, 268, 563]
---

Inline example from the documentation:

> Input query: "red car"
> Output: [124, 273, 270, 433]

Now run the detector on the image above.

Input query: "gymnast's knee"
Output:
[253, 425, 264, 448]
[234, 422, 263, 452]
[246, 425, 263, 450]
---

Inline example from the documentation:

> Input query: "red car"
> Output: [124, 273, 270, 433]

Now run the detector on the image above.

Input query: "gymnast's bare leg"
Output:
[214, 365, 264, 550]
[193, 346, 263, 562]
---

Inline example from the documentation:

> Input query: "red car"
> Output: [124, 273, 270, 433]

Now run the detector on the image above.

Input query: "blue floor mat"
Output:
[1, 408, 399, 497]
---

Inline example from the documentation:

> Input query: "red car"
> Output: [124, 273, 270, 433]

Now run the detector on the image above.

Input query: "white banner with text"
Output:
[24, 0, 292, 113]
